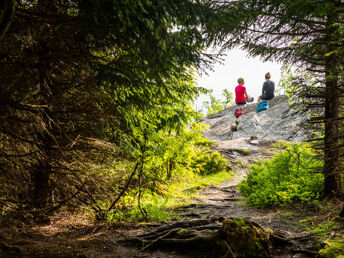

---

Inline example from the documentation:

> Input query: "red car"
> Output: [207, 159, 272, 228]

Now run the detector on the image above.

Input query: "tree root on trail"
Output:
[209, 198, 241, 202]
[135, 218, 221, 238]
[130, 218, 271, 257]
[176, 204, 233, 210]
[176, 212, 203, 218]
[128, 218, 319, 257]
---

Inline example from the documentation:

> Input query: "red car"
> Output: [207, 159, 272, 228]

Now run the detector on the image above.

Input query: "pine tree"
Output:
[0, 1, 237, 209]
[220, 0, 344, 196]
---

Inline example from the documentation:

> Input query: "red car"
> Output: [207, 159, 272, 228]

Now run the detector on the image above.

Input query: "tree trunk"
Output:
[323, 53, 343, 196]
[30, 0, 60, 208]
[0, 0, 15, 42]
[32, 160, 51, 207]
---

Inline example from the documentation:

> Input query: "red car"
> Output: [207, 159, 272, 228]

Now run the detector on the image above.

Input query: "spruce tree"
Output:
[0, 1, 237, 209]
[220, 0, 344, 196]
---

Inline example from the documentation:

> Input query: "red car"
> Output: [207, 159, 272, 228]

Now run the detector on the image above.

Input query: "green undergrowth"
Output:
[102, 170, 233, 223]
[83, 121, 234, 223]
[313, 219, 344, 257]
[295, 200, 344, 257]
[238, 143, 323, 207]
[319, 237, 344, 258]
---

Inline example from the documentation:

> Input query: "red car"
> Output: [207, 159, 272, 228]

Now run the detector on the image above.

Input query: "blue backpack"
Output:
[257, 101, 269, 113]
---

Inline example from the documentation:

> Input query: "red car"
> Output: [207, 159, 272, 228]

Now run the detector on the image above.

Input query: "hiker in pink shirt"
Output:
[235, 77, 249, 105]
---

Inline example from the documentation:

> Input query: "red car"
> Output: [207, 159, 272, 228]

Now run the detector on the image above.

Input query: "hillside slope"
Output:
[200, 95, 312, 142]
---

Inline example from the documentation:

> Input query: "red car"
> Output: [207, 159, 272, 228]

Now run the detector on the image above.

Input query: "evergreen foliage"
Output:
[2, 0, 342, 220]
[222, 89, 234, 108]
[220, 0, 344, 196]
[202, 88, 234, 116]
[202, 89, 226, 115]
[0, 1, 236, 215]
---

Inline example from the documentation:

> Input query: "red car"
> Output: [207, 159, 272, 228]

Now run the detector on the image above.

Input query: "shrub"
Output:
[191, 150, 229, 175]
[238, 143, 323, 207]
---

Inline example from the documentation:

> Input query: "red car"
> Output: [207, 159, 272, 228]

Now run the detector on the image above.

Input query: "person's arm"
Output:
[244, 91, 248, 99]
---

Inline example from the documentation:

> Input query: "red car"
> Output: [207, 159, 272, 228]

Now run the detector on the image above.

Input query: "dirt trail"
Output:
[177, 139, 289, 229]
[130, 138, 319, 257]
[0, 138, 320, 257]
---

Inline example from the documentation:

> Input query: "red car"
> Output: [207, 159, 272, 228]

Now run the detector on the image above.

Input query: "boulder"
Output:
[200, 95, 311, 142]
[217, 218, 271, 257]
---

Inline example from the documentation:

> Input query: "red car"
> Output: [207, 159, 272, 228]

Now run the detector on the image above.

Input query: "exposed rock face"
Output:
[200, 95, 311, 142]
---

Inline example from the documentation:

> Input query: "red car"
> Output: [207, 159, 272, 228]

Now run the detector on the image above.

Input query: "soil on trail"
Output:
[1, 139, 322, 257]
[179, 138, 299, 231]
[165, 138, 319, 257]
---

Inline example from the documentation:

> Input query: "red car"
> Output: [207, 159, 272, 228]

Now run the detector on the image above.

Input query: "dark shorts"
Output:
[260, 95, 274, 101]
[236, 102, 246, 105]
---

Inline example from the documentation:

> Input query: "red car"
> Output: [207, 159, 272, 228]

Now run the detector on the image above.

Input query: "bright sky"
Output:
[195, 48, 283, 111]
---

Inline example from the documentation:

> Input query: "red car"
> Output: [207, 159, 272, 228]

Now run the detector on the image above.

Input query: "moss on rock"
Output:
[216, 218, 271, 257]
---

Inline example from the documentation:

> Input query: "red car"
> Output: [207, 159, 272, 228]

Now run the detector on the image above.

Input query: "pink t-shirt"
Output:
[235, 85, 246, 103]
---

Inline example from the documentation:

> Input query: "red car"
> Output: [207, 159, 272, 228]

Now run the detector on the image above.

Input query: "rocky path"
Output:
[130, 138, 319, 257]
[177, 138, 288, 229]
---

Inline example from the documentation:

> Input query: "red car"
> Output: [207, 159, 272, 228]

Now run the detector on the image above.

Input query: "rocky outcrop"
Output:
[200, 95, 311, 142]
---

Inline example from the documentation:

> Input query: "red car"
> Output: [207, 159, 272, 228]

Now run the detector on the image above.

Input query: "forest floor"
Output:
[1, 139, 344, 257]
